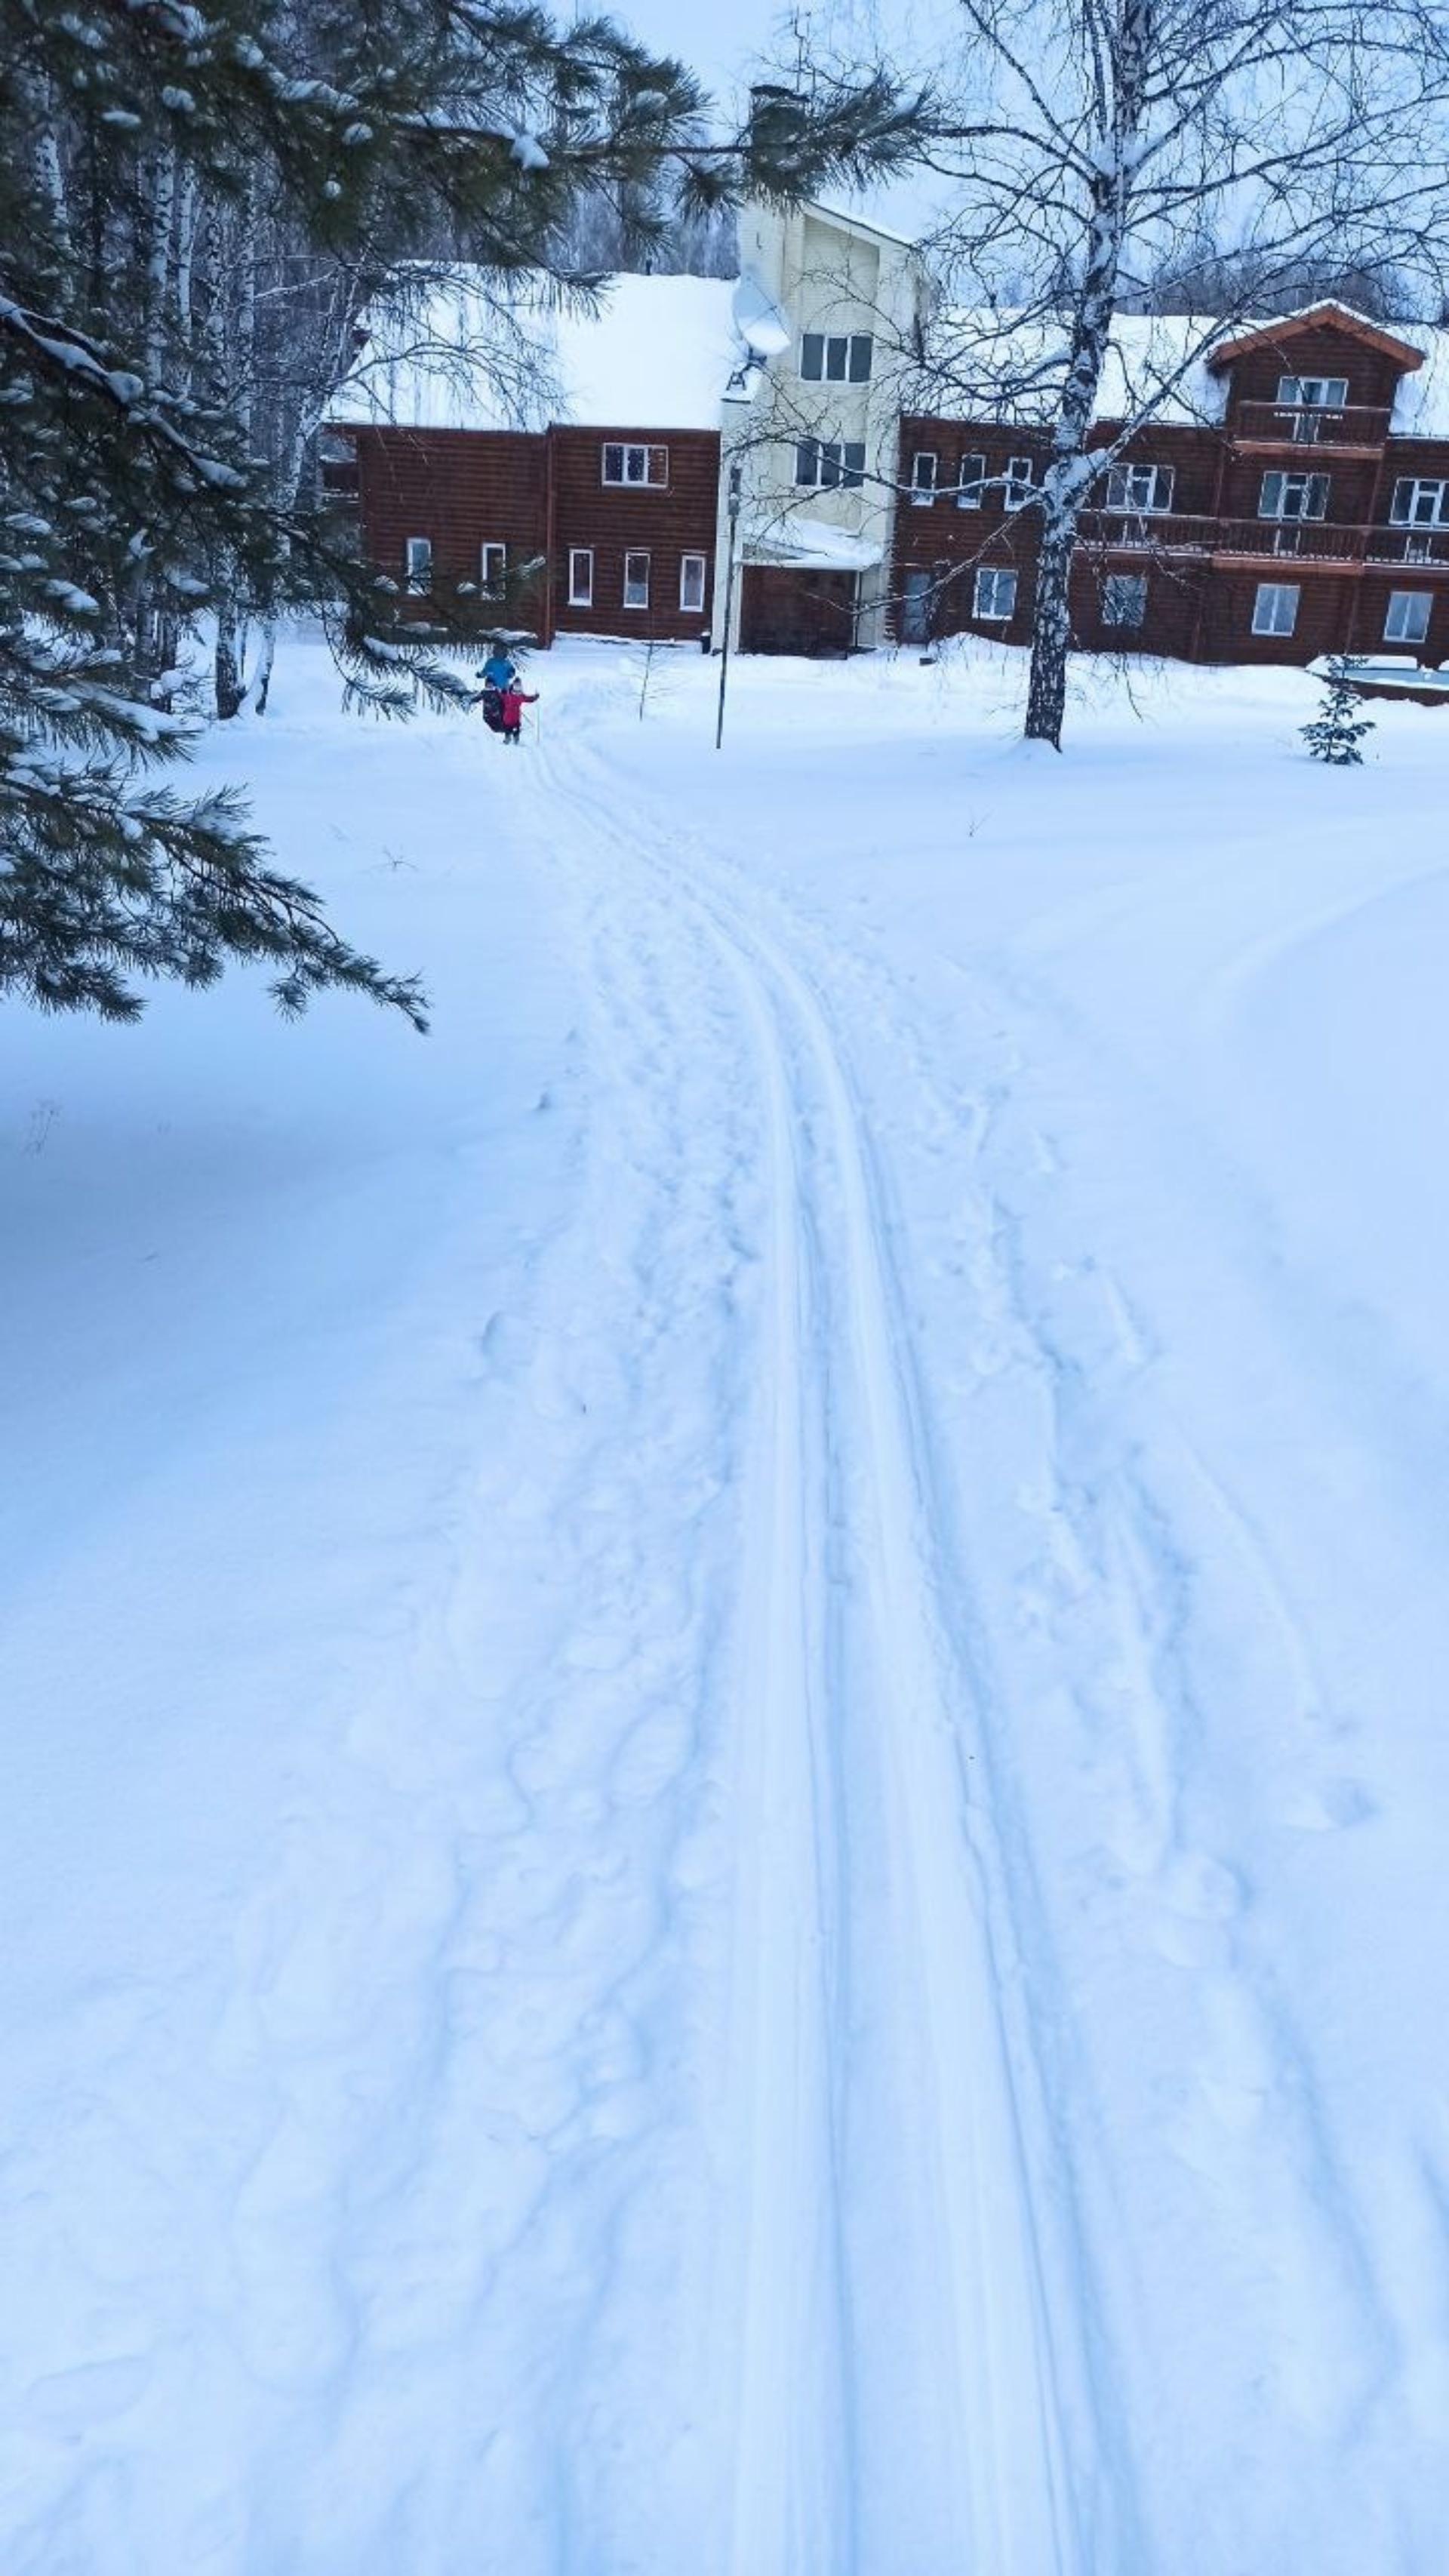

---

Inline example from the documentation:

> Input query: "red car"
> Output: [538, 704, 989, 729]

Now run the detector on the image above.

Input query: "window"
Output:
[623, 549, 651, 609]
[974, 567, 1017, 620]
[404, 535, 432, 595]
[800, 331, 873, 383]
[1259, 470, 1330, 521]
[480, 542, 506, 599]
[680, 552, 707, 613]
[1251, 581, 1300, 636]
[1385, 589, 1432, 643]
[601, 442, 668, 488]
[1105, 462, 1175, 512]
[1004, 455, 1035, 510]
[910, 451, 938, 505]
[900, 568, 934, 644]
[568, 547, 594, 607]
[1278, 374, 1349, 408]
[1103, 574, 1148, 628]
[794, 437, 866, 490]
[1390, 477, 1449, 527]
[955, 451, 987, 508]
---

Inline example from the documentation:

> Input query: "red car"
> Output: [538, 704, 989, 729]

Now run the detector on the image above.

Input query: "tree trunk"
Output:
[214, 589, 248, 719]
[253, 619, 278, 713]
[1019, 0, 1152, 746]
[1023, 510, 1078, 746]
[143, 143, 177, 386]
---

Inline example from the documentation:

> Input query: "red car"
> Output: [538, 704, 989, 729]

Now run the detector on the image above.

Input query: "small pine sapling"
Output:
[1302, 657, 1376, 765]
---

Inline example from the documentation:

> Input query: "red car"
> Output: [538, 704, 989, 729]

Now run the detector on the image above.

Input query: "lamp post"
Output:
[715, 460, 742, 751]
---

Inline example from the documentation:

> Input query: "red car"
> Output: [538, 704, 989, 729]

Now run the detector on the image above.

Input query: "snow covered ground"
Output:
[4, 632, 1449, 2572]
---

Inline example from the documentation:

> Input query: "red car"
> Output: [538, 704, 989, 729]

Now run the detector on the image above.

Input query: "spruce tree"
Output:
[1301, 658, 1376, 767]
[2, 0, 920, 1023]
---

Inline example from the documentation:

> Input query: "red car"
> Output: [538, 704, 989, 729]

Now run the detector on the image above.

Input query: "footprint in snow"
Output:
[1283, 1776, 1377, 1832]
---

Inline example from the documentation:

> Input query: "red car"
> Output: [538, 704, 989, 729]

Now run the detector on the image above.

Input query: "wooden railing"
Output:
[1364, 525, 1449, 566]
[1232, 400, 1392, 449]
[1209, 516, 1367, 562]
[1076, 509, 1449, 568]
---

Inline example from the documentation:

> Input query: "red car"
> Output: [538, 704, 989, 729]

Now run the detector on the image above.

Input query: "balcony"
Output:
[1209, 516, 1369, 565]
[1364, 524, 1449, 568]
[1232, 399, 1392, 453]
[1076, 509, 1449, 572]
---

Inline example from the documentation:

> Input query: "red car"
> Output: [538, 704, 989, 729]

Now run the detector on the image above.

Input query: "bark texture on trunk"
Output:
[214, 592, 247, 719]
[254, 620, 278, 713]
[1023, 513, 1077, 746]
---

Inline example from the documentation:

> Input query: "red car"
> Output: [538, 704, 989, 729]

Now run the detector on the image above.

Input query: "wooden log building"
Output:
[328, 222, 1449, 673]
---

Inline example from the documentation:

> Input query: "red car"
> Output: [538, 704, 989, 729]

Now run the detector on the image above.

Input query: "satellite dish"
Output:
[731, 275, 792, 359]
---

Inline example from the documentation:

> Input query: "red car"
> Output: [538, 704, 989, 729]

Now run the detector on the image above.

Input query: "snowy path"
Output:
[536, 731, 1116, 2570]
[5, 642, 1449, 2571]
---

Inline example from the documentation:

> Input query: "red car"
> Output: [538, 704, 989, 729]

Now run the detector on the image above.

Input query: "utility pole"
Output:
[715, 461, 742, 751]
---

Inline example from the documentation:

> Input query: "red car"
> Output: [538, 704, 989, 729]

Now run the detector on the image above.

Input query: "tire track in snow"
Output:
[535, 725, 1109, 2571]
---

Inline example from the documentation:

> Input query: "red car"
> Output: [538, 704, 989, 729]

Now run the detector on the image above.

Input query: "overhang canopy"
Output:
[743, 513, 883, 572]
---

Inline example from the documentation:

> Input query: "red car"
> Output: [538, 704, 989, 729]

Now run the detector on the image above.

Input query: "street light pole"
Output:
[715, 461, 742, 751]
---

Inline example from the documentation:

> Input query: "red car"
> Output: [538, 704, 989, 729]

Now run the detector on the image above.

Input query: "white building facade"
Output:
[713, 199, 931, 655]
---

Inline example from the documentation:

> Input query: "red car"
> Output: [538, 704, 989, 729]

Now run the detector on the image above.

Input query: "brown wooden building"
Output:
[340, 419, 721, 648]
[894, 305, 1449, 669]
[334, 281, 1449, 672]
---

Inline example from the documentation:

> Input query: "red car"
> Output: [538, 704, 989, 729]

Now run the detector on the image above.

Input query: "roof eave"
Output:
[1207, 302, 1425, 374]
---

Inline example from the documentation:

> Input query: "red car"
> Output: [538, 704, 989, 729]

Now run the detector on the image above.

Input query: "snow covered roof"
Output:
[910, 312, 1236, 430]
[914, 303, 1449, 436]
[333, 272, 740, 434]
[809, 198, 921, 252]
[744, 512, 883, 571]
[1208, 303, 1424, 373]
[332, 269, 1449, 448]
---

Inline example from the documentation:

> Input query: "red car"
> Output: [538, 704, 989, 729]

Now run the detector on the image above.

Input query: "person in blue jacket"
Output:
[477, 642, 519, 734]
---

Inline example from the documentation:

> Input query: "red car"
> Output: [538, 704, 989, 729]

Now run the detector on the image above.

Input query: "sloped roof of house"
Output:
[1207, 302, 1425, 373]
[909, 302, 1449, 435]
[332, 272, 739, 434]
[334, 272, 1449, 448]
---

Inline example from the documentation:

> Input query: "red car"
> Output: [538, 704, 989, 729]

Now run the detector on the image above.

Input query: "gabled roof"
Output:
[1207, 302, 1425, 375]
[331, 273, 738, 433]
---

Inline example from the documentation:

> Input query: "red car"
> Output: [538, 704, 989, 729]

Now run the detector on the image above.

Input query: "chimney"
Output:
[747, 83, 809, 188]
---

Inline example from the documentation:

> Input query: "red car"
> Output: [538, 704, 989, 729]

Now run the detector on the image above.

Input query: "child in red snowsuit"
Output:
[499, 682, 537, 744]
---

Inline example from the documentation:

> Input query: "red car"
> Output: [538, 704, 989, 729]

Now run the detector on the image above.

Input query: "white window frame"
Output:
[911, 451, 938, 505]
[679, 552, 707, 613]
[1278, 374, 1349, 408]
[955, 451, 987, 509]
[1259, 470, 1330, 522]
[795, 437, 866, 491]
[1102, 572, 1148, 629]
[568, 546, 594, 607]
[974, 567, 1018, 621]
[1390, 477, 1449, 528]
[1105, 462, 1175, 512]
[800, 331, 873, 384]
[623, 549, 651, 610]
[1004, 456, 1035, 510]
[480, 541, 506, 599]
[1384, 589, 1432, 644]
[1251, 581, 1300, 636]
[404, 535, 432, 595]
[601, 442, 669, 488]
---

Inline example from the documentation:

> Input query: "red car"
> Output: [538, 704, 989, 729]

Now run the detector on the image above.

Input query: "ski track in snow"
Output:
[8, 660, 1449, 2571]
[533, 719, 1131, 2571]
[528, 676, 1447, 2572]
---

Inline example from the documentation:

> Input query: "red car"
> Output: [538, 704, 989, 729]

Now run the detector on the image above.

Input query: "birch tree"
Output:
[887, 0, 1449, 744]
